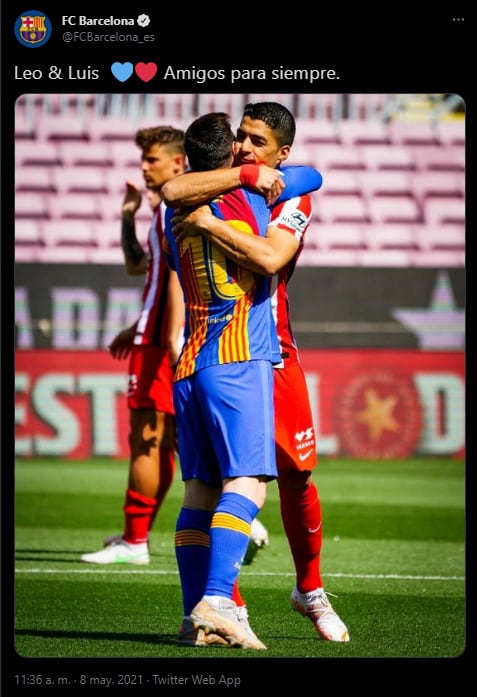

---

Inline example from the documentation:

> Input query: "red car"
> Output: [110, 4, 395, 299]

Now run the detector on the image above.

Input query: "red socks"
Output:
[279, 482, 323, 592]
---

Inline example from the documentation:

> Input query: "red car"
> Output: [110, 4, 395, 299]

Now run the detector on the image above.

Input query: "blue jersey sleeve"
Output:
[277, 165, 323, 202]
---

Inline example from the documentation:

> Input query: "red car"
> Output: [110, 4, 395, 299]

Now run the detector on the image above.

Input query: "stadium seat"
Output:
[436, 120, 465, 147]
[108, 141, 141, 168]
[59, 141, 113, 167]
[314, 193, 370, 223]
[346, 94, 390, 120]
[92, 220, 123, 248]
[15, 112, 36, 140]
[30, 93, 95, 117]
[412, 145, 465, 172]
[15, 141, 62, 166]
[312, 144, 365, 171]
[357, 249, 413, 267]
[53, 93, 96, 117]
[456, 172, 465, 197]
[294, 119, 341, 145]
[295, 94, 343, 120]
[93, 193, 150, 222]
[415, 223, 465, 252]
[41, 220, 95, 247]
[88, 246, 126, 264]
[368, 195, 422, 224]
[363, 223, 419, 251]
[339, 119, 390, 145]
[311, 222, 366, 250]
[157, 94, 196, 121]
[51, 166, 108, 194]
[16, 219, 43, 245]
[423, 197, 465, 226]
[36, 246, 92, 263]
[411, 249, 465, 267]
[447, 145, 465, 170]
[87, 116, 136, 141]
[104, 167, 144, 194]
[360, 145, 416, 171]
[411, 171, 464, 205]
[15, 246, 41, 263]
[322, 170, 362, 196]
[15, 192, 50, 219]
[388, 120, 439, 146]
[37, 115, 90, 142]
[135, 114, 186, 135]
[359, 170, 414, 198]
[16, 165, 55, 192]
[286, 144, 319, 167]
[93, 218, 150, 251]
[48, 193, 102, 220]
[297, 248, 360, 267]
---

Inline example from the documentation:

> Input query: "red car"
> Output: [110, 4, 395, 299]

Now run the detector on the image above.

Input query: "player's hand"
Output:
[122, 180, 142, 216]
[239, 164, 285, 205]
[254, 166, 285, 205]
[108, 325, 136, 359]
[172, 205, 213, 242]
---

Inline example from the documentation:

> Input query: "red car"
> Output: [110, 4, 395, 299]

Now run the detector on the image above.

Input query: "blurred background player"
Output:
[81, 126, 186, 565]
[165, 102, 349, 641]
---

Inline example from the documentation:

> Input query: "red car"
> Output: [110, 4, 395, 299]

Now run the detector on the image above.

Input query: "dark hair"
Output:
[184, 112, 234, 171]
[135, 126, 185, 155]
[242, 102, 296, 147]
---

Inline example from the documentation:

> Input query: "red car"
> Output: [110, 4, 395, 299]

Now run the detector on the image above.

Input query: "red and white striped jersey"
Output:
[269, 194, 312, 363]
[133, 201, 172, 347]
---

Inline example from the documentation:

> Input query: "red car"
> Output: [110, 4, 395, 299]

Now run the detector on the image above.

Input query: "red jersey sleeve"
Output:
[269, 194, 312, 246]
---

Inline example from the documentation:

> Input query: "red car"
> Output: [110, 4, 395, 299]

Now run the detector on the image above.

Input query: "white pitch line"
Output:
[15, 568, 464, 581]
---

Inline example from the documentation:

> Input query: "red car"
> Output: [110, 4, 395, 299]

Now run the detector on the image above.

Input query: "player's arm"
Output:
[161, 165, 285, 207]
[172, 206, 299, 276]
[276, 165, 323, 201]
[121, 180, 149, 275]
[108, 322, 137, 360]
[165, 270, 185, 367]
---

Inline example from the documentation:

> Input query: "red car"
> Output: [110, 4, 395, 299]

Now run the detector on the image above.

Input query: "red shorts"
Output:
[127, 344, 174, 414]
[274, 360, 318, 472]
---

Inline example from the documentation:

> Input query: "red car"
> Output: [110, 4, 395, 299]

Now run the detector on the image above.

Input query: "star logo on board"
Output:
[356, 388, 399, 441]
[391, 271, 464, 349]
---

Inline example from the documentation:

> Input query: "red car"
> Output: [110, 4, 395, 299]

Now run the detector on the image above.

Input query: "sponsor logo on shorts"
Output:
[298, 449, 314, 462]
[307, 523, 322, 534]
[295, 427, 314, 443]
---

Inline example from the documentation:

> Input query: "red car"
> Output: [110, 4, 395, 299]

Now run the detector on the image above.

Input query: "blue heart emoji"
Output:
[111, 62, 134, 82]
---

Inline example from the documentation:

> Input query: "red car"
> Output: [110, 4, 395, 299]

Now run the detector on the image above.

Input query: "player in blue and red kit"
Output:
[163, 112, 323, 650]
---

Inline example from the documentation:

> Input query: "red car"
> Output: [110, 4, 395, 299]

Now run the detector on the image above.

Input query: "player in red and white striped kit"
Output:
[81, 126, 186, 565]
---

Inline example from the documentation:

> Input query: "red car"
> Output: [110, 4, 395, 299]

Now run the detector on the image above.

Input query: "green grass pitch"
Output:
[12, 456, 465, 670]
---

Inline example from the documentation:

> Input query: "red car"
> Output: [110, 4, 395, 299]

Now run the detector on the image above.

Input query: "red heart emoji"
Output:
[135, 62, 157, 82]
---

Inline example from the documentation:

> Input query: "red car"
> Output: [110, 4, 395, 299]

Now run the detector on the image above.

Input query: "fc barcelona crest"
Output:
[14, 10, 52, 47]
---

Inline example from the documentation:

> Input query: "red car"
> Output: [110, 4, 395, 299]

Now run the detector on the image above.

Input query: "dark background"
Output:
[14, 263, 465, 349]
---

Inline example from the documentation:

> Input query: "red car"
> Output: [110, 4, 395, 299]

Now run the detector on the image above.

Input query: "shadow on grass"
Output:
[16, 627, 179, 647]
